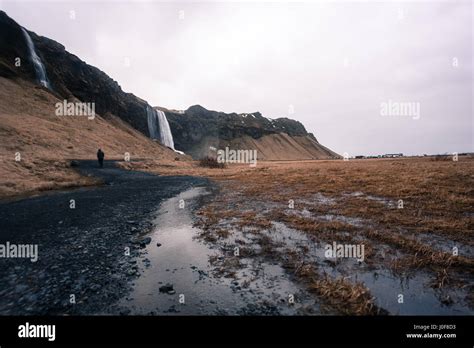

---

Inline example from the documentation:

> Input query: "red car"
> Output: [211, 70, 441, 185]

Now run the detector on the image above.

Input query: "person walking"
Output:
[97, 148, 105, 168]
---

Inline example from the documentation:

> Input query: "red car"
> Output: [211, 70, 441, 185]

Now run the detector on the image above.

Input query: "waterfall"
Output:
[155, 109, 175, 149]
[146, 106, 175, 149]
[21, 28, 51, 90]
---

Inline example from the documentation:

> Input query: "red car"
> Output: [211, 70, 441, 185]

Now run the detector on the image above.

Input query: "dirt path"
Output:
[0, 160, 209, 314]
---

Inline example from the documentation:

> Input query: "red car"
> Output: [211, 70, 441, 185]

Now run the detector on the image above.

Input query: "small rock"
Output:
[139, 237, 152, 247]
[159, 283, 174, 293]
[441, 295, 454, 305]
[156, 243, 162, 247]
[90, 284, 102, 292]
[164, 305, 178, 313]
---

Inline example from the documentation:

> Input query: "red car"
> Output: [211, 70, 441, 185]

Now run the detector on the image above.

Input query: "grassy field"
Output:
[122, 156, 474, 314]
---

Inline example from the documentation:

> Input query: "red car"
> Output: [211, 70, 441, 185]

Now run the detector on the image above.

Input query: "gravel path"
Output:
[0, 160, 209, 315]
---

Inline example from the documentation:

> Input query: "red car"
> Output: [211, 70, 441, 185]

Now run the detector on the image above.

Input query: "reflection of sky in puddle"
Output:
[122, 187, 317, 315]
[122, 187, 243, 315]
[416, 232, 474, 258]
[355, 270, 471, 315]
[267, 221, 473, 315]
[345, 191, 395, 208]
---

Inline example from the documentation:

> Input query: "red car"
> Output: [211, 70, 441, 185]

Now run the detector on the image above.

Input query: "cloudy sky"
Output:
[2, 0, 472, 155]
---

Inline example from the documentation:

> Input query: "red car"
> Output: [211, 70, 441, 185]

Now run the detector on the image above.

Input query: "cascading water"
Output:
[155, 109, 175, 149]
[146, 106, 175, 150]
[21, 28, 51, 90]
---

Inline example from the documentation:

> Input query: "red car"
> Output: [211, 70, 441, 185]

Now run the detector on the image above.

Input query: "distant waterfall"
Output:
[146, 106, 175, 149]
[155, 109, 175, 149]
[21, 28, 51, 90]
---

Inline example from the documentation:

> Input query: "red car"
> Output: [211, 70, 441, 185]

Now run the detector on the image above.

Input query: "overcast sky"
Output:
[2, 0, 472, 155]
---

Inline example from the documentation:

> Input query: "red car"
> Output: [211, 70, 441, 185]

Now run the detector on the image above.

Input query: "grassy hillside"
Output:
[0, 77, 187, 198]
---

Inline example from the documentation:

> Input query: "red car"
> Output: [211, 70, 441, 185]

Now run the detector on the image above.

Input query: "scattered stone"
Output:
[159, 283, 174, 293]
[197, 270, 208, 277]
[441, 295, 454, 305]
[164, 305, 178, 313]
[90, 284, 101, 292]
[119, 309, 131, 315]
[139, 237, 152, 247]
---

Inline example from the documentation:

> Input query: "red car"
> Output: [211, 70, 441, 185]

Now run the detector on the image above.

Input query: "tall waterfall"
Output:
[146, 106, 175, 149]
[21, 28, 51, 90]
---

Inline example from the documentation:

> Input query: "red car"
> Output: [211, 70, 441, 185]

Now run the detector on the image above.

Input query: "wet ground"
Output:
[120, 187, 315, 315]
[193, 188, 474, 315]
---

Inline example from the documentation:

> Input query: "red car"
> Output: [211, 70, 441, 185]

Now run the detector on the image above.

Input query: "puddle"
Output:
[265, 221, 473, 315]
[317, 214, 364, 227]
[416, 232, 474, 258]
[345, 191, 395, 208]
[302, 193, 337, 206]
[121, 187, 315, 315]
[365, 195, 395, 208]
[121, 187, 238, 314]
[354, 270, 471, 315]
[284, 207, 366, 227]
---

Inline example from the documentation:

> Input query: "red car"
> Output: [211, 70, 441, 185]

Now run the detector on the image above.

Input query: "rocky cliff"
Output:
[0, 10, 151, 136]
[162, 105, 340, 160]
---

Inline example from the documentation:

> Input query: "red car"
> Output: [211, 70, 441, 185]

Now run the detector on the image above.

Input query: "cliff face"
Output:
[0, 10, 151, 136]
[163, 105, 340, 160]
